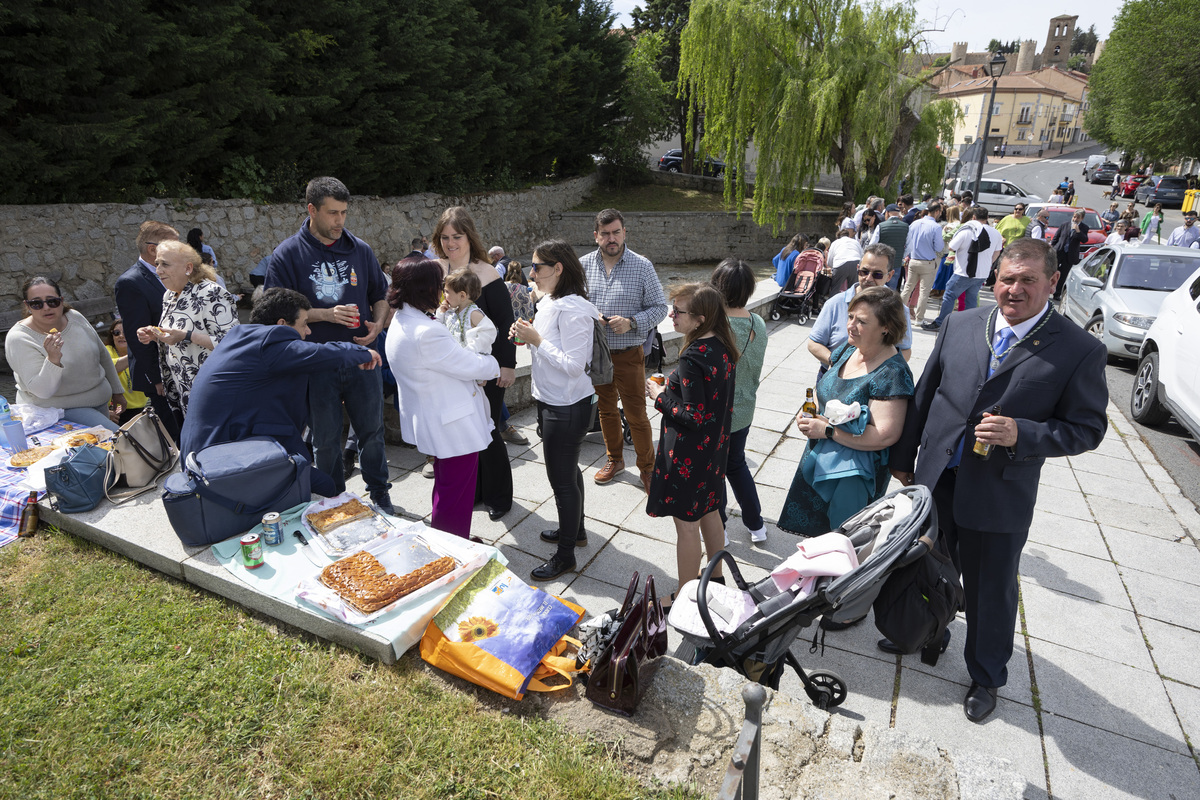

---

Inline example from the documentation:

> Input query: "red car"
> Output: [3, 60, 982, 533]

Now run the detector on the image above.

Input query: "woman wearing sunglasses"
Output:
[102, 320, 148, 425]
[5, 276, 125, 432]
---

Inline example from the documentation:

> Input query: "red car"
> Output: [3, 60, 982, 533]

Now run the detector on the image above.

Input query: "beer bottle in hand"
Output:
[801, 389, 818, 418]
[972, 405, 1002, 460]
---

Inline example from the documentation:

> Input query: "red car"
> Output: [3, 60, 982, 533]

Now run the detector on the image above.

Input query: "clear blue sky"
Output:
[608, 1, 1123, 54]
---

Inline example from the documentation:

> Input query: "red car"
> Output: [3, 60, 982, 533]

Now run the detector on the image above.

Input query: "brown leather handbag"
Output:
[584, 572, 668, 716]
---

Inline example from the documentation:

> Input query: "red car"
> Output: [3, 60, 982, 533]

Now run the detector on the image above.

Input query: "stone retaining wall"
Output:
[0, 175, 599, 310]
[552, 209, 839, 263]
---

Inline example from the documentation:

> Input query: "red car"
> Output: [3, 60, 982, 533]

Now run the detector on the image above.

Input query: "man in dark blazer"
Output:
[114, 220, 181, 441]
[889, 237, 1109, 722]
[180, 288, 380, 498]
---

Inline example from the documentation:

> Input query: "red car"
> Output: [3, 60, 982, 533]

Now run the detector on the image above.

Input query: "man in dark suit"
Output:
[180, 288, 380, 498]
[889, 237, 1108, 722]
[114, 221, 181, 441]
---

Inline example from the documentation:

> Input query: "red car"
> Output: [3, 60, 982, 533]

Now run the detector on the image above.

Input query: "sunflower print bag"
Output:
[420, 559, 585, 699]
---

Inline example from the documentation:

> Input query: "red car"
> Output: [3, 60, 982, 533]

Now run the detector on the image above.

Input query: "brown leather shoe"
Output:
[640, 470, 652, 495]
[594, 458, 625, 484]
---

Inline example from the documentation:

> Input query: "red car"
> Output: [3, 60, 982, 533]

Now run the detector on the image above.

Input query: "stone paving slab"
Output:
[1102, 524, 1200, 587]
[1141, 618, 1200, 686]
[1027, 510, 1111, 560]
[893, 668, 1047, 797]
[1032, 639, 1188, 754]
[1041, 714, 1200, 800]
[1085, 494, 1187, 540]
[1020, 582, 1154, 672]
[1120, 568, 1200, 631]
[1019, 543, 1131, 610]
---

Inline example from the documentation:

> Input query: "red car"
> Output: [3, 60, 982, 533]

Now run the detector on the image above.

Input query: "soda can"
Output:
[240, 532, 264, 569]
[651, 373, 666, 386]
[261, 512, 283, 545]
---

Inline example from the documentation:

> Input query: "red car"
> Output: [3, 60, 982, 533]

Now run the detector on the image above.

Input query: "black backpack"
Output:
[872, 535, 964, 666]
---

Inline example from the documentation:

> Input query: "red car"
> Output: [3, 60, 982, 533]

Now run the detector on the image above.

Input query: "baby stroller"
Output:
[668, 486, 937, 710]
[769, 248, 824, 324]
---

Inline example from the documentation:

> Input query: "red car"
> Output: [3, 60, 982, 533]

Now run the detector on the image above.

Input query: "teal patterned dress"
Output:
[779, 342, 914, 536]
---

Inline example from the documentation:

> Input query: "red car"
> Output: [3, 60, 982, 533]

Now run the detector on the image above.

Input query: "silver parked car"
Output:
[1062, 243, 1200, 359]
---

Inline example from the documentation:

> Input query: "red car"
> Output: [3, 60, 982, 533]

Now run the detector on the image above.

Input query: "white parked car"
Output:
[1063, 243, 1200, 359]
[1131, 265, 1200, 441]
[944, 178, 1040, 215]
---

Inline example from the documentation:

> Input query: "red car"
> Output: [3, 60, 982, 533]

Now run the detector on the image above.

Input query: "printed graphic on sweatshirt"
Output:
[309, 260, 356, 304]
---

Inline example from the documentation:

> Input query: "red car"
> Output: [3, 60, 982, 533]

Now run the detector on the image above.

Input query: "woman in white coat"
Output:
[386, 257, 500, 539]
[510, 241, 600, 581]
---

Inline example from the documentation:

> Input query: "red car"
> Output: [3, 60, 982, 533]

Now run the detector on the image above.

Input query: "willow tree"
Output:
[678, 0, 959, 229]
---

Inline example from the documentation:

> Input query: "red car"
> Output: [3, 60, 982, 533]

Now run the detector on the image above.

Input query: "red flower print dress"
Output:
[646, 338, 736, 521]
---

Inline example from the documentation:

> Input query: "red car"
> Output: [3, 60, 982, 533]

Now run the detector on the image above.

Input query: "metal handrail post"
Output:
[716, 683, 767, 800]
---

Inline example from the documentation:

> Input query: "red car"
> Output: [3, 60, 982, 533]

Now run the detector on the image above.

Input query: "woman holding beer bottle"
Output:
[779, 286, 913, 537]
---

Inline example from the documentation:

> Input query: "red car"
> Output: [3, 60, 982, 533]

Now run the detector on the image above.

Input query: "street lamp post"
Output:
[972, 53, 1008, 202]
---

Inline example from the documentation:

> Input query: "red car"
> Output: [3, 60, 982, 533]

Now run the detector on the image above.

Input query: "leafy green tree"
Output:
[678, 0, 960, 224]
[599, 30, 672, 185]
[1086, 0, 1200, 162]
[630, 0, 700, 174]
[986, 38, 1003, 54]
[1070, 23, 1098, 54]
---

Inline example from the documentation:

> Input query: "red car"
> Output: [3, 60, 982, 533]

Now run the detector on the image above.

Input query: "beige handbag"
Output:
[106, 407, 179, 503]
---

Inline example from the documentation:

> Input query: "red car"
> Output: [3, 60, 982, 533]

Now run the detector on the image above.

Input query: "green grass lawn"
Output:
[0, 529, 697, 800]
[571, 183, 755, 213]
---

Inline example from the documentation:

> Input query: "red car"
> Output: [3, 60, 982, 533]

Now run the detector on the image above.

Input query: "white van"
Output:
[944, 178, 1041, 215]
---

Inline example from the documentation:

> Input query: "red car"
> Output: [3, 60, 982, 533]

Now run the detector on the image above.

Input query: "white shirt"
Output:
[994, 302, 1050, 344]
[826, 236, 864, 271]
[529, 293, 600, 407]
[949, 221, 1003, 279]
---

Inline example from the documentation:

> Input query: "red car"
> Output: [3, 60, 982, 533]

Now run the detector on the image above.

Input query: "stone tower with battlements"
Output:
[951, 42, 968, 65]
[1016, 39, 1037, 72]
[1042, 15, 1077, 68]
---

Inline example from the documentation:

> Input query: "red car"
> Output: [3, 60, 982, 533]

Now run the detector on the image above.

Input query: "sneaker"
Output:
[370, 491, 396, 516]
[530, 552, 576, 582]
[422, 456, 435, 479]
[343, 449, 357, 479]
[594, 458, 624, 485]
[501, 425, 529, 446]
[749, 526, 767, 543]
[920, 320, 941, 331]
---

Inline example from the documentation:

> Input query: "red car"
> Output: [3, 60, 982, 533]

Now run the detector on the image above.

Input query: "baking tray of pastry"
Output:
[311, 531, 463, 621]
[302, 493, 392, 555]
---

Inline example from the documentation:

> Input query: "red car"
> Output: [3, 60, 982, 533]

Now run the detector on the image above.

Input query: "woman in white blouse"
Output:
[510, 240, 601, 582]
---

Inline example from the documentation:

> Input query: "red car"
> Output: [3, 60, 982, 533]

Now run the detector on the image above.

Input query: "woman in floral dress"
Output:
[645, 283, 739, 606]
[136, 240, 237, 424]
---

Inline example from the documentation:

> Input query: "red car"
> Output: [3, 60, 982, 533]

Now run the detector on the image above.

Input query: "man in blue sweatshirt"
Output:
[265, 177, 395, 513]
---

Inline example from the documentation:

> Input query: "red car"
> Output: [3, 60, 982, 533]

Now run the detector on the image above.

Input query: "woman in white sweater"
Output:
[5, 277, 125, 432]
[510, 240, 600, 582]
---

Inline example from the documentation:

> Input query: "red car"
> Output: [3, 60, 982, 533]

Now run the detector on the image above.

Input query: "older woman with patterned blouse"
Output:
[136, 240, 237, 424]
[645, 283, 739, 607]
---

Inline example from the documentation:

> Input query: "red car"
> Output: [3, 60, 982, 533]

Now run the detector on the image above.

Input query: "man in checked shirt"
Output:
[581, 208, 669, 494]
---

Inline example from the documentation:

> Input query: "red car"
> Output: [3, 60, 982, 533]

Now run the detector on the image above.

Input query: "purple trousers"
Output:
[432, 451, 479, 538]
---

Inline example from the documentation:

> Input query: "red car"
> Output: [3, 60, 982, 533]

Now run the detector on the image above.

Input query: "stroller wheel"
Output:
[769, 308, 782, 322]
[796, 311, 810, 325]
[805, 670, 848, 710]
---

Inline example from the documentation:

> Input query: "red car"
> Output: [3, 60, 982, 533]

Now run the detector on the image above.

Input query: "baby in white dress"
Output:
[437, 267, 497, 357]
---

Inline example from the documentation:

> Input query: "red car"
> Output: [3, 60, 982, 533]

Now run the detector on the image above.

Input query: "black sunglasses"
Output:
[670, 305, 694, 316]
[25, 297, 63, 310]
[857, 268, 886, 280]
[530, 261, 555, 273]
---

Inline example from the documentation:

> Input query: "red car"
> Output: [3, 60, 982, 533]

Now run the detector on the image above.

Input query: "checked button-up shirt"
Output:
[581, 246, 668, 351]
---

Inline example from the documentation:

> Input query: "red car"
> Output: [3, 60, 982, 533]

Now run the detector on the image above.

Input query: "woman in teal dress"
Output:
[780, 286, 914, 536]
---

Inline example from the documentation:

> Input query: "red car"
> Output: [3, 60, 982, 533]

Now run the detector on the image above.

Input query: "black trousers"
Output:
[538, 396, 594, 553]
[474, 380, 513, 513]
[934, 469, 1027, 689]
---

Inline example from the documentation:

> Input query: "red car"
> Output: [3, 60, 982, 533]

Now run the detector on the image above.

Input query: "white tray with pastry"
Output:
[301, 492, 393, 556]
[295, 523, 488, 625]
[50, 426, 115, 450]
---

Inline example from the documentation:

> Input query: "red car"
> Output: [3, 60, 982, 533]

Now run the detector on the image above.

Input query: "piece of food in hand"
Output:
[305, 497, 375, 534]
[10, 446, 54, 468]
[320, 551, 457, 613]
[49, 328, 58, 334]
